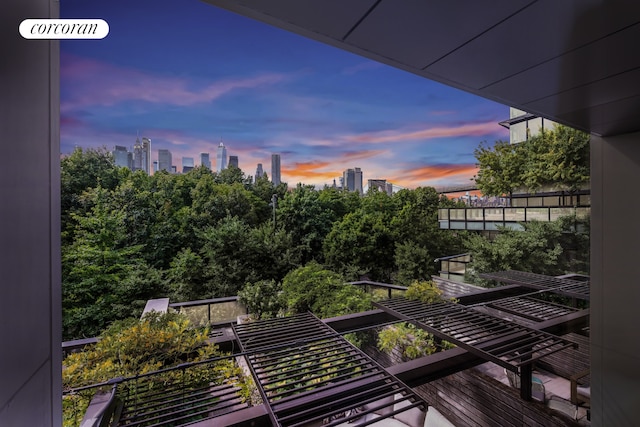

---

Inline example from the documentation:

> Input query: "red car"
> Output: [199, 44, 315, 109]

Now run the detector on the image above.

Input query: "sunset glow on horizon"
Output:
[61, 0, 509, 189]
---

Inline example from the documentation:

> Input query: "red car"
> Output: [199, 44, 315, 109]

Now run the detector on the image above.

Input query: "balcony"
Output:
[438, 206, 590, 231]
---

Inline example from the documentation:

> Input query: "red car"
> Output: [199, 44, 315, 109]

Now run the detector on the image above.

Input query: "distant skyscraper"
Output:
[200, 153, 211, 169]
[133, 137, 142, 171]
[141, 137, 151, 175]
[112, 145, 130, 169]
[343, 167, 363, 194]
[153, 161, 158, 173]
[216, 142, 227, 172]
[182, 157, 194, 173]
[271, 154, 281, 185]
[158, 149, 172, 172]
[255, 163, 264, 181]
[229, 155, 239, 168]
[354, 167, 363, 194]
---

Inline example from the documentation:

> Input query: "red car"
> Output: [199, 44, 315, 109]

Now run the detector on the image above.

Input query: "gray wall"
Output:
[591, 133, 640, 426]
[0, 1, 61, 426]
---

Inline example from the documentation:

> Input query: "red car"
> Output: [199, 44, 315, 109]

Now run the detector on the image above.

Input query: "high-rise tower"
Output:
[158, 149, 172, 172]
[200, 153, 211, 169]
[255, 163, 264, 181]
[343, 167, 363, 194]
[229, 155, 239, 168]
[141, 137, 151, 175]
[216, 142, 227, 172]
[271, 154, 281, 185]
[133, 137, 142, 171]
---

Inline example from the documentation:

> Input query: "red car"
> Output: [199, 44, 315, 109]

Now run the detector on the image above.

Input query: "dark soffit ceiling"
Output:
[201, 0, 640, 137]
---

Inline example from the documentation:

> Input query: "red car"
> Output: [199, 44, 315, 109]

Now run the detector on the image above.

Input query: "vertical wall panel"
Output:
[0, 1, 61, 426]
[590, 133, 640, 426]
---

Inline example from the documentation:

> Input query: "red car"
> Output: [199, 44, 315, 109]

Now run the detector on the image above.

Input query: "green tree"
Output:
[61, 147, 121, 244]
[62, 312, 246, 427]
[280, 262, 372, 318]
[277, 184, 336, 264]
[473, 140, 522, 197]
[238, 279, 283, 319]
[391, 187, 466, 285]
[474, 125, 590, 196]
[464, 216, 589, 285]
[62, 186, 165, 339]
[323, 210, 395, 281]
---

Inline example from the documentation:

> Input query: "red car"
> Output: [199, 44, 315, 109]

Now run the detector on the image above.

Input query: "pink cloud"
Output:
[346, 121, 502, 144]
[61, 53, 287, 111]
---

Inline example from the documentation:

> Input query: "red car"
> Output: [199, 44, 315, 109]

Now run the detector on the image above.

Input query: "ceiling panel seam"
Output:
[421, 0, 538, 71]
[341, 0, 383, 41]
[479, 20, 640, 91]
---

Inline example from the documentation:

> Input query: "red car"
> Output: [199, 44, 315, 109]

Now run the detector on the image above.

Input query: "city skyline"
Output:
[60, 0, 509, 189]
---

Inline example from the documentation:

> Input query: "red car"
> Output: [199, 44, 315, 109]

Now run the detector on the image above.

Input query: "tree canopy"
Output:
[61, 147, 466, 338]
[474, 125, 590, 196]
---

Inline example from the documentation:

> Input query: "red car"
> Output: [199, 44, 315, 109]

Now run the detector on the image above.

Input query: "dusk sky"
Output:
[61, 0, 510, 189]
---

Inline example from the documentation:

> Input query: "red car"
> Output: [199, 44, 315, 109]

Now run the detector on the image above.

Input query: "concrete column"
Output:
[0, 1, 61, 426]
[590, 133, 640, 425]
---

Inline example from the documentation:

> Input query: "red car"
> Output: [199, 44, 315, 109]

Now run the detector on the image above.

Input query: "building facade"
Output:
[271, 154, 281, 185]
[182, 157, 194, 173]
[158, 149, 172, 172]
[112, 145, 132, 169]
[200, 153, 211, 169]
[255, 163, 264, 181]
[216, 142, 227, 172]
[229, 155, 238, 168]
[343, 167, 363, 194]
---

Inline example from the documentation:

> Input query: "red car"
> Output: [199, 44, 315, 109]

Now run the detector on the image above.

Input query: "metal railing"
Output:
[63, 353, 250, 427]
[438, 206, 590, 230]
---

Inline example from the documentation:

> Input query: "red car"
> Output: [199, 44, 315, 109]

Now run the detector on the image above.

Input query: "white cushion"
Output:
[393, 394, 426, 427]
[424, 407, 455, 427]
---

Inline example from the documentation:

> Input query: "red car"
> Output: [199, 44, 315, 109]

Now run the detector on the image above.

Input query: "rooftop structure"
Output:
[63, 272, 591, 426]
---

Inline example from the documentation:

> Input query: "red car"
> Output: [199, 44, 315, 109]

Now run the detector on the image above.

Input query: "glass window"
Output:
[510, 122, 527, 144]
[527, 117, 543, 139]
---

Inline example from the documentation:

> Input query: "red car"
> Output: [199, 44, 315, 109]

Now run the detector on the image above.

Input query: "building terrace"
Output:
[64, 273, 590, 427]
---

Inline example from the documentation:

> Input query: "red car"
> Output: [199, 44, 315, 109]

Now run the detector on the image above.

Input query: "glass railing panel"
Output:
[449, 261, 466, 274]
[504, 208, 525, 221]
[179, 305, 210, 327]
[576, 207, 591, 218]
[466, 222, 484, 230]
[450, 221, 466, 229]
[526, 207, 550, 221]
[450, 209, 466, 220]
[439, 220, 450, 229]
[438, 208, 449, 221]
[210, 300, 246, 324]
[550, 207, 574, 220]
[467, 208, 484, 221]
[484, 208, 504, 221]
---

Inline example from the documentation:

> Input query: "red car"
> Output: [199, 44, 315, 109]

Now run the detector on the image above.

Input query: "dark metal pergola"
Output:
[374, 297, 577, 400]
[483, 295, 580, 323]
[479, 270, 590, 300]
[232, 312, 427, 427]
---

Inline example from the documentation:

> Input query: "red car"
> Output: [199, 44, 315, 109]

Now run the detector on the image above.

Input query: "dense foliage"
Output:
[61, 148, 464, 339]
[62, 312, 248, 427]
[465, 215, 590, 285]
[377, 281, 453, 360]
[474, 125, 590, 196]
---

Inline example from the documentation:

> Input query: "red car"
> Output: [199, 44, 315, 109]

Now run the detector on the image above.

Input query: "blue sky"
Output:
[61, 0, 509, 189]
